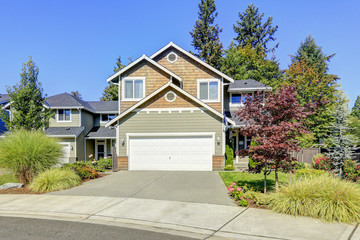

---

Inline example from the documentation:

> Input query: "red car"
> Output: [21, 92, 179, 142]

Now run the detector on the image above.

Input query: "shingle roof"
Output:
[225, 111, 245, 127]
[228, 80, 271, 92]
[0, 94, 9, 104]
[87, 101, 118, 113]
[45, 93, 95, 113]
[86, 127, 116, 138]
[45, 127, 84, 137]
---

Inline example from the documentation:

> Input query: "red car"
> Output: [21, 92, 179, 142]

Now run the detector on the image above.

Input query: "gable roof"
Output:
[150, 42, 234, 83]
[87, 101, 118, 113]
[44, 93, 95, 112]
[107, 55, 182, 83]
[105, 81, 235, 127]
[228, 80, 272, 92]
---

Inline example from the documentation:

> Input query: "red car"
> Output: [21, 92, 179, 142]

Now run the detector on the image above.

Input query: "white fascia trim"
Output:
[105, 81, 172, 127]
[95, 111, 118, 114]
[150, 42, 234, 83]
[85, 137, 116, 139]
[107, 55, 182, 83]
[50, 107, 84, 109]
[2, 102, 12, 110]
[197, 79, 221, 103]
[133, 107, 205, 112]
[228, 87, 272, 92]
[48, 135, 76, 138]
[121, 77, 146, 101]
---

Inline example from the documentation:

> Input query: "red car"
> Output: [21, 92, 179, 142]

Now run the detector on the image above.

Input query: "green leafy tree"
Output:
[233, 4, 279, 54]
[326, 91, 358, 175]
[293, 35, 334, 73]
[101, 56, 125, 101]
[0, 57, 52, 131]
[286, 36, 338, 145]
[221, 43, 283, 89]
[71, 90, 82, 99]
[190, 0, 223, 69]
[351, 95, 360, 119]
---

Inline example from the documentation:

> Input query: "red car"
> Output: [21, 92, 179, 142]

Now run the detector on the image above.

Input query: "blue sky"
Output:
[0, 0, 359, 106]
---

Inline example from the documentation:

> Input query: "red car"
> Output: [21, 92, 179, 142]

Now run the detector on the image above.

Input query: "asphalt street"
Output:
[0, 216, 196, 240]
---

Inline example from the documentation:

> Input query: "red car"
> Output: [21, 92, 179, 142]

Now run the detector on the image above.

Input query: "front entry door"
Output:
[97, 144, 105, 160]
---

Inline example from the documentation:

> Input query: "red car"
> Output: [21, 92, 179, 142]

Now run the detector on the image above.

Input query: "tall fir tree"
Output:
[190, 0, 223, 69]
[233, 4, 278, 54]
[0, 57, 52, 131]
[221, 42, 283, 89]
[101, 56, 125, 101]
[286, 36, 338, 145]
[351, 95, 360, 119]
[326, 91, 358, 175]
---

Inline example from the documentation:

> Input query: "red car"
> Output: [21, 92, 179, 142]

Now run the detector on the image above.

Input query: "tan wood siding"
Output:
[153, 47, 223, 113]
[117, 110, 223, 156]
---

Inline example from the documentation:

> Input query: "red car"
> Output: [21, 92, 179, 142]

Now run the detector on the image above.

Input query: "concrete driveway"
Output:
[50, 171, 234, 206]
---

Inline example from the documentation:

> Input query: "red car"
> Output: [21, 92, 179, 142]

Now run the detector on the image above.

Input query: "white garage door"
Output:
[58, 143, 71, 165]
[129, 136, 213, 171]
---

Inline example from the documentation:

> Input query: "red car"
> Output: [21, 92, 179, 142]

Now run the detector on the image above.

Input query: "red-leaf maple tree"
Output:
[235, 85, 312, 191]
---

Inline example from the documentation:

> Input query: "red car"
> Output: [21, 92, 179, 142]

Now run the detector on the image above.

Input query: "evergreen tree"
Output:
[286, 36, 338, 145]
[101, 56, 125, 101]
[351, 95, 360, 119]
[221, 43, 283, 89]
[0, 57, 52, 131]
[326, 91, 358, 175]
[294, 35, 334, 72]
[233, 4, 278, 54]
[190, 0, 223, 69]
[71, 90, 82, 99]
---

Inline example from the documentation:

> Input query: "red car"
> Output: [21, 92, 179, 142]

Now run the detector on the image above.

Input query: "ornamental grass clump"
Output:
[270, 174, 360, 223]
[29, 168, 81, 192]
[0, 130, 63, 183]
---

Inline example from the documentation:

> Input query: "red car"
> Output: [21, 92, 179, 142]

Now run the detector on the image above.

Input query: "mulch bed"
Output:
[0, 173, 108, 194]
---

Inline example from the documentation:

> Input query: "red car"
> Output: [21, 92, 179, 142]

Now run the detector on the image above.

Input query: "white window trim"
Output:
[229, 92, 253, 106]
[197, 79, 220, 103]
[122, 77, 146, 101]
[100, 114, 116, 123]
[56, 109, 72, 122]
[166, 51, 178, 63]
[165, 91, 177, 102]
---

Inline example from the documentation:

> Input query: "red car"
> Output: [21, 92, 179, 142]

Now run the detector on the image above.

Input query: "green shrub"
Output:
[312, 153, 331, 171]
[64, 162, 99, 180]
[225, 144, 234, 167]
[29, 168, 81, 192]
[0, 174, 19, 185]
[244, 190, 257, 199]
[224, 164, 235, 171]
[294, 162, 310, 170]
[253, 193, 272, 206]
[248, 157, 258, 170]
[295, 168, 325, 178]
[0, 130, 63, 183]
[238, 199, 249, 207]
[270, 174, 360, 223]
[91, 158, 112, 171]
[343, 159, 360, 181]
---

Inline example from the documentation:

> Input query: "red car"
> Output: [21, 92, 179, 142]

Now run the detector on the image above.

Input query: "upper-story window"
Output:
[100, 114, 116, 123]
[57, 109, 71, 122]
[230, 93, 253, 105]
[197, 79, 220, 102]
[122, 77, 145, 101]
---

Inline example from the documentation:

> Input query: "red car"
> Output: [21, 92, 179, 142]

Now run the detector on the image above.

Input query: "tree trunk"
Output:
[275, 168, 279, 191]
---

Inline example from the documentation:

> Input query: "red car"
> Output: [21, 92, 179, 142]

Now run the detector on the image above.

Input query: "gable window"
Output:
[57, 109, 71, 122]
[198, 79, 220, 102]
[123, 77, 145, 101]
[100, 114, 116, 123]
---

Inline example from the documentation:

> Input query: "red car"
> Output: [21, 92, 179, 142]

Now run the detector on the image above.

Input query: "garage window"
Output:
[57, 109, 71, 122]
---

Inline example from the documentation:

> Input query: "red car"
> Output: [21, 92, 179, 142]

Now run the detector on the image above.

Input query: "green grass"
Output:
[29, 168, 81, 193]
[270, 174, 360, 223]
[219, 171, 289, 192]
[0, 174, 19, 186]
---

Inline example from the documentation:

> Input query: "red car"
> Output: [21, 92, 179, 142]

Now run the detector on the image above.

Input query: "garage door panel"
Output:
[129, 136, 213, 171]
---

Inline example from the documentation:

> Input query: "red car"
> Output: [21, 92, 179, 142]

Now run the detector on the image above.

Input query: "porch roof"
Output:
[225, 111, 246, 128]
[86, 127, 116, 139]
[45, 127, 84, 138]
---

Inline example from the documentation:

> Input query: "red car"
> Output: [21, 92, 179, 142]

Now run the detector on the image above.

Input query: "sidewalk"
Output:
[0, 194, 358, 240]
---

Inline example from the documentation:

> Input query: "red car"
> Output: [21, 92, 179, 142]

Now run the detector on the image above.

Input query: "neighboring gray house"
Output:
[0, 94, 10, 135]
[44, 93, 117, 163]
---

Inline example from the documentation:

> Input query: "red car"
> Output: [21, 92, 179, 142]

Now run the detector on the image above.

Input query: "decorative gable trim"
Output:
[150, 42, 234, 83]
[107, 55, 182, 83]
[105, 81, 235, 127]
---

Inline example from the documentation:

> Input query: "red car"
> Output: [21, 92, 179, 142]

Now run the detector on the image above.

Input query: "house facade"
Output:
[105, 42, 271, 171]
[0, 94, 10, 134]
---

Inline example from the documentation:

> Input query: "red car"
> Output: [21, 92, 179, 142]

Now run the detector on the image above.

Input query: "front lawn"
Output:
[219, 171, 289, 192]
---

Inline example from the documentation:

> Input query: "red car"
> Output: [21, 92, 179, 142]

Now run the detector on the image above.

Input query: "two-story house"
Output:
[43, 93, 118, 163]
[105, 42, 270, 171]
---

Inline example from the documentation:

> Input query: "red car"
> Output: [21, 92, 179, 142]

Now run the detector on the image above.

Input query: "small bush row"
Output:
[63, 162, 100, 180]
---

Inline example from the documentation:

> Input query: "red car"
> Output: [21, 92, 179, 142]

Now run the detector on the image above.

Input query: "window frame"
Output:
[197, 79, 220, 103]
[122, 77, 146, 101]
[229, 92, 253, 106]
[57, 109, 71, 122]
[100, 114, 116, 123]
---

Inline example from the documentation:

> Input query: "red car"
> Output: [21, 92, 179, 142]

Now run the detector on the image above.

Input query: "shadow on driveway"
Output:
[49, 171, 235, 206]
